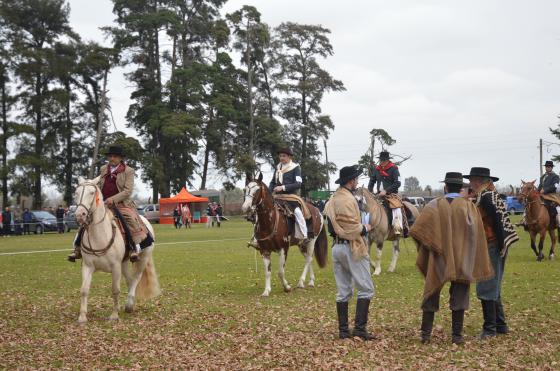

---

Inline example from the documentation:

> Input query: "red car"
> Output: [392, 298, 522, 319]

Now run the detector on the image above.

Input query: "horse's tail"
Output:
[136, 253, 161, 301]
[314, 221, 328, 268]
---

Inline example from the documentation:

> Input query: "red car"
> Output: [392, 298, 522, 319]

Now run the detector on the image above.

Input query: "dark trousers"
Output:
[57, 219, 64, 233]
[3, 224, 10, 236]
[422, 282, 470, 312]
[23, 224, 30, 235]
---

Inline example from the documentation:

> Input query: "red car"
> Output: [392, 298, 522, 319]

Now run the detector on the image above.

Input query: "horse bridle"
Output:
[75, 184, 116, 256]
[245, 182, 279, 243]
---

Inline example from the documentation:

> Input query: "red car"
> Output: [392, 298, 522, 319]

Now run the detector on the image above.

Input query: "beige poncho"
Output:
[324, 187, 368, 259]
[411, 197, 494, 301]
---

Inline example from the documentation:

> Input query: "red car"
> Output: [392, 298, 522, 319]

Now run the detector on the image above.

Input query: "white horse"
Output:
[74, 176, 160, 324]
[355, 188, 419, 275]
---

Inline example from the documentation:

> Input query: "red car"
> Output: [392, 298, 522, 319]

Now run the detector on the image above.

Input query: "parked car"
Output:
[64, 206, 79, 232]
[406, 196, 426, 209]
[136, 205, 146, 216]
[506, 196, 524, 215]
[16, 211, 58, 234]
[142, 204, 160, 223]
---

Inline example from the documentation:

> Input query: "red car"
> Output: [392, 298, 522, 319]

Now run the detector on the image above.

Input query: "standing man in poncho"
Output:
[411, 172, 494, 344]
[325, 165, 376, 340]
[464, 167, 519, 339]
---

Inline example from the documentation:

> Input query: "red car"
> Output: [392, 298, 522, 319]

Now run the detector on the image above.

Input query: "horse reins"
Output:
[76, 184, 116, 257]
[520, 186, 541, 226]
[249, 182, 280, 243]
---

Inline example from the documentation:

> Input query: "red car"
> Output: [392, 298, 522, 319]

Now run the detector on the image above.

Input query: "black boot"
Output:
[495, 298, 509, 335]
[336, 301, 351, 339]
[451, 310, 465, 345]
[67, 228, 84, 262]
[420, 311, 434, 344]
[479, 300, 497, 340]
[352, 298, 376, 340]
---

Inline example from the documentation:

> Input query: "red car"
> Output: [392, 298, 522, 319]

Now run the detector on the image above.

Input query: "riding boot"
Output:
[479, 300, 497, 340]
[420, 311, 434, 344]
[67, 228, 84, 262]
[495, 298, 509, 335]
[336, 301, 351, 339]
[306, 218, 314, 239]
[451, 310, 465, 345]
[129, 244, 140, 263]
[352, 298, 376, 340]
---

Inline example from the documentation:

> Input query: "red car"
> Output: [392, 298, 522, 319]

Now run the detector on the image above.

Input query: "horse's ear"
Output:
[521, 179, 525, 185]
[78, 176, 85, 186]
[531, 179, 536, 184]
[257, 172, 263, 182]
[91, 175, 101, 185]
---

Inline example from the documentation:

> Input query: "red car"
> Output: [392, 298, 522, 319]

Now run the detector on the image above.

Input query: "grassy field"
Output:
[0, 216, 559, 369]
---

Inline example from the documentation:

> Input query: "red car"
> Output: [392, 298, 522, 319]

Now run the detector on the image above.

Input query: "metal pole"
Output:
[540, 138, 543, 178]
[323, 138, 330, 191]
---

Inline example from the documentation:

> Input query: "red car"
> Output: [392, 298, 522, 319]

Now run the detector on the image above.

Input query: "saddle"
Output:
[110, 208, 153, 254]
[380, 194, 412, 239]
[273, 194, 312, 218]
[273, 195, 317, 240]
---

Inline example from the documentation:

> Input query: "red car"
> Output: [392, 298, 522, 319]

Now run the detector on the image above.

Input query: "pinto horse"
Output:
[355, 187, 419, 275]
[73, 177, 160, 323]
[242, 173, 328, 296]
[519, 180, 557, 261]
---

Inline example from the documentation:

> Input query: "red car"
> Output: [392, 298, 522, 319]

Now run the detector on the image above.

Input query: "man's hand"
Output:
[540, 189, 545, 194]
[273, 186, 284, 193]
[378, 190, 387, 197]
[105, 198, 115, 207]
[364, 224, 373, 232]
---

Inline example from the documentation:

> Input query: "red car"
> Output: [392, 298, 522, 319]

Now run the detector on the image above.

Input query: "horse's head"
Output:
[242, 173, 265, 213]
[518, 179, 537, 204]
[74, 176, 103, 226]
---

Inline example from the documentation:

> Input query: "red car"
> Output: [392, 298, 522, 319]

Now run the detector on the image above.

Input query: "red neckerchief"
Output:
[106, 162, 126, 179]
[376, 161, 396, 177]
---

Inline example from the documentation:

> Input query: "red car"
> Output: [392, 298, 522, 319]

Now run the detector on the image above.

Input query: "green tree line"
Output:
[0, 0, 344, 208]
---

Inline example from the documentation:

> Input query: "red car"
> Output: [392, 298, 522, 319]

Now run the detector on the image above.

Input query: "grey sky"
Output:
[68, 0, 560, 194]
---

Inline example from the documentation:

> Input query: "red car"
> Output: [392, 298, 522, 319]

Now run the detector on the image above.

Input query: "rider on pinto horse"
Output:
[68, 145, 152, 263]
[269, 148, 313, 240]
[368, 151, 404, 236]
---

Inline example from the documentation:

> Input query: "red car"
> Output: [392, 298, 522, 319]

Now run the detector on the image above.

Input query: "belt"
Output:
[333, 237, 349, 244]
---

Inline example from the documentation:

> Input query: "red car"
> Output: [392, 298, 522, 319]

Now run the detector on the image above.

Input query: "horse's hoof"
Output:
[261, 291, 270, 297]
[108, 315, 120, 322]
[297, 282, 305, 289]
[373, 269, 381, 276]
[284, 286, 292, 293]
[549, 254, 555, 260]
[77, 318, 87, 325]
[307, 282, 315, 288]
[125, 304, 134, 313]
[388, 267, 395, 273]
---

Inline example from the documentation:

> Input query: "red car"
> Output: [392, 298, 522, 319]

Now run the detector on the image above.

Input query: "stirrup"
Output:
[129, 251, 139, 263]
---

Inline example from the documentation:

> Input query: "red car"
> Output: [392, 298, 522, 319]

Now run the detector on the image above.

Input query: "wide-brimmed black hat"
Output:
[463, 167, 499, 182]
[544, 160, 554, 167]
[335, 165, 362, 185]
[105, 145, 125, 157]
[378, 151, 391, 161]
[277, 147, 293, 156]
[440, 172, 465, 185]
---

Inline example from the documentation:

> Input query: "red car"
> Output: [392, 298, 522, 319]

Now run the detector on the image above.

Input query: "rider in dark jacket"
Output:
[269, 148, 310, 238]
[538, 160, 560, 225]
[367, 151, 403, 235]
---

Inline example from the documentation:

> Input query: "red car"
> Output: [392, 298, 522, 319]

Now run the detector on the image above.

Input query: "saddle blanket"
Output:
[273, 194, 312, 219]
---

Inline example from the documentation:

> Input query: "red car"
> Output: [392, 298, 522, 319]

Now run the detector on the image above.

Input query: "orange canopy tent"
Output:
[159, 187, 210, 224]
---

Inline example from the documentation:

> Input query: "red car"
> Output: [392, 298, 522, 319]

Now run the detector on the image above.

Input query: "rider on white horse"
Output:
[68, 145, 152, 263]
[368, 151, 403, 236]
[269, 148, 312, 240]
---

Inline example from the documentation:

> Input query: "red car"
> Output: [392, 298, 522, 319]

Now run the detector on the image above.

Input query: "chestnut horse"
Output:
[242, 173, 328, 296]
[519, 180, 557, 261]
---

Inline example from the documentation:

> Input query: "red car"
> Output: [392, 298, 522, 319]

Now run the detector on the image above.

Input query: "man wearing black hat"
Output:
[464, 167, 519, 340]
[269, 148, 311, 239]
[324, 165, 376, 340]
[537, 160, 560, 226]
[368, 151, 403, 235]
[68, 145, 150, 263]
[411, 172, 493, 344]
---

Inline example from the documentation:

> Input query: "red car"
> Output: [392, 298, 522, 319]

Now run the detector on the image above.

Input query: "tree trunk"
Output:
[1, 74, 8, 207]
[33, 72, 43, 209]
[300, 91, 308, 197]
[63, 81, 73, 205]
[90, 70, 108, 178]
[200, 144, 210, 191]
[246, 20, 255, 169]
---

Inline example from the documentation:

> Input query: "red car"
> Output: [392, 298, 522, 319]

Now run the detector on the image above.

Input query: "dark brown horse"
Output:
[242, 173, 328, 296]
[519, 180, 557, 261]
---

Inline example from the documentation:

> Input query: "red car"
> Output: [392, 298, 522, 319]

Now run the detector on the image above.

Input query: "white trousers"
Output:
[392, 208, 403, 230]
[294, 207, 307, 239]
